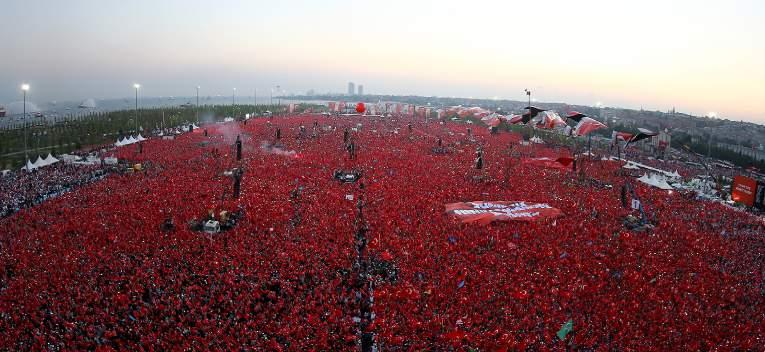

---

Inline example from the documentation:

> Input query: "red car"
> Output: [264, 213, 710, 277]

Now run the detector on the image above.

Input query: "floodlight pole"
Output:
[134, 84, 140, 134]
[22, 85, 28, 164]
[526, 89, 531, 108]
[196, 86, 200, 124]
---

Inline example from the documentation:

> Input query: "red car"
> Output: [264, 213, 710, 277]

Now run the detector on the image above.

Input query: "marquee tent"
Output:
[637, 173, 674, 190]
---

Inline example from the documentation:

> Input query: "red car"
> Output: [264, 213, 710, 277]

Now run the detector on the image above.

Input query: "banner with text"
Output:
[445, 201, 563, 224]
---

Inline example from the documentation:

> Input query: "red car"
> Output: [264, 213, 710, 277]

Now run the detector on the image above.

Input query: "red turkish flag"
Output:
[573, 117, 607, 136]
[445, 201, 563, 224]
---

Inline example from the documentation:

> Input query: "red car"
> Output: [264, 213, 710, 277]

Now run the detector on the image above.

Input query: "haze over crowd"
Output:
[2, 0, 763, 123]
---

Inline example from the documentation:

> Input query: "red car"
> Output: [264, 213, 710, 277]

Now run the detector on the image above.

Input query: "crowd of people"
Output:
[1, 114, 764, 350]
[0, 163, 106, 218]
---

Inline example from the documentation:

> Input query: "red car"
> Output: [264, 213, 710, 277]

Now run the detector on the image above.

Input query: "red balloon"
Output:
[356, 102, 366, 114]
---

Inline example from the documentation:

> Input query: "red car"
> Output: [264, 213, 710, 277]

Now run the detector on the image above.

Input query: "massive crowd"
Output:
[0, 163, 106, 218]
[1, 114, 764, 350]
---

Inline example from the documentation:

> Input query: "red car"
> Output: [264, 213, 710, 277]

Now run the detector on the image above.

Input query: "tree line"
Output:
[0, 104, 292, 170]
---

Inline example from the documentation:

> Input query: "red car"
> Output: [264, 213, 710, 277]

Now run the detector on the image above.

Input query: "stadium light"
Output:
[22, 84, 30, 166]
[233, 88, 237, 118]
[134, 84, 140, 133]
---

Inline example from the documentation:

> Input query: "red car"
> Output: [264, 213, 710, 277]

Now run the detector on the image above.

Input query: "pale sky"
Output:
[2, 0, 764, 122]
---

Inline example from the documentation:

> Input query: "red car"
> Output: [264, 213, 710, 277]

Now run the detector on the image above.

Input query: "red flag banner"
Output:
[732, 175, 758, 207]
[481, 114, 504, 127]
[612, 131, 633, 142]
[445, 201, 563, 224]
[508, 114, 524, 124]
[537, 111, 567, 129]
[521, 157, 574, 170]
[573, 117, 607, 136]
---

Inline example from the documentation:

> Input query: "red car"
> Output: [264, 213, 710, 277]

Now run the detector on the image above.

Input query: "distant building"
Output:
[358, 85, 364, 96]
[652, 128, 672, 157]
[306, 89, 315, 96]
[716, 142, 765, 161]
[348, 82, 355, 96]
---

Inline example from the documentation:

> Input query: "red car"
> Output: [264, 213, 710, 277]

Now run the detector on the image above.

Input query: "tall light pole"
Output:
[232, 88, 237, 118]
[134, 84, 140, 134]
[524, 88, 532, 138]
[276, 85, 281, 107]
[196, 86, 200, 124]
[21, 84, 30, 165]
[270, 88, 273, 106]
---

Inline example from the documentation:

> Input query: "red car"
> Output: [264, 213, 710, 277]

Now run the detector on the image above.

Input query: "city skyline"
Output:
[2, 0, 763, 123]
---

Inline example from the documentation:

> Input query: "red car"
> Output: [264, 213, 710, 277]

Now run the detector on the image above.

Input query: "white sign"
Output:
[631, 199, 641, 210]
[345, 194, 354, 201]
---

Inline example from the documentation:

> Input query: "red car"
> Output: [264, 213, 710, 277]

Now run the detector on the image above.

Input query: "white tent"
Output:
[21, 159, 39, 171]
[530, 136, 545, 144]
[617, 158, 682, 179]
[115, 135, 143, 147]
[22, 154, 61, 170]
[637, 173, 674, 190]
[43, 153, 59, 166]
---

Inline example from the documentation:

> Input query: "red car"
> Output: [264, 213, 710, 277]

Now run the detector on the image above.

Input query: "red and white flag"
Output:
[537, 111, 567, 129]
[612, 131, 633, 143]
[573, 117, 607, 136]
[521, 157, 574, 170]
[445, 201, 563, 224]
